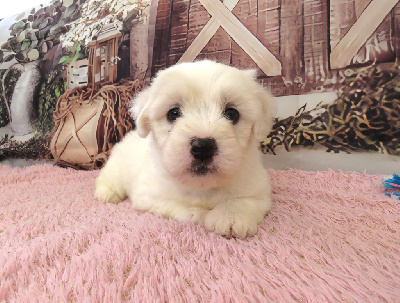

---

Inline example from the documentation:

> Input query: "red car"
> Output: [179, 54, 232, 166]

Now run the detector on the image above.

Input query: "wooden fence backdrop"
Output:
[151, 0, 400, 96]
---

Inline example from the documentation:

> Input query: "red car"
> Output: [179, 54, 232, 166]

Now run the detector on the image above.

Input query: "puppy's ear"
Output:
[247, 71, 275, 141]
[253, 90, 275, 141]
[131, 89, 151, 138]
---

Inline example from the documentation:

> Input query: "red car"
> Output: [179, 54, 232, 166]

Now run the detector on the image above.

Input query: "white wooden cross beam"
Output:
[330, 0, 400, 69]
[178, 0, 282, 76]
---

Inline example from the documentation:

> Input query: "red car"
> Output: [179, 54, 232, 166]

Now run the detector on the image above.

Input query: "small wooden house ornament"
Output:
[88, 23, 122, 89]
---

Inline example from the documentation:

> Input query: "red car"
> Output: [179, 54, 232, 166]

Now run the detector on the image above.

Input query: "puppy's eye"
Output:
[223, 108, 240, 124]
[167, 107, 182, 122]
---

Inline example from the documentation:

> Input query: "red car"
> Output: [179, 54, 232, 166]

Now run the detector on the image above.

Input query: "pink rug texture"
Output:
[0, 164, 399, 302]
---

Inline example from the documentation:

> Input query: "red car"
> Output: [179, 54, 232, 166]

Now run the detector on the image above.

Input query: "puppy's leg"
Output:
[171, 206, 209, 224]
[204, 197, 271, 239]
[141, 199, 209, 224]
[94, 152, 128, 204]
[95, 173, 126, 204]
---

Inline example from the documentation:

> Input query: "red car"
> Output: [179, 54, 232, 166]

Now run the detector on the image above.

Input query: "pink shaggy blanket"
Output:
[0, 164, 399, 302]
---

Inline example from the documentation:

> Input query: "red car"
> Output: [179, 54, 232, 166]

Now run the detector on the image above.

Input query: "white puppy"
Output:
[95, 60, 275, 238]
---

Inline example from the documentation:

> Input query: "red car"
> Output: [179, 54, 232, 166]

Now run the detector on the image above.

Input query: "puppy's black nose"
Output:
[190, 138, 218, 161]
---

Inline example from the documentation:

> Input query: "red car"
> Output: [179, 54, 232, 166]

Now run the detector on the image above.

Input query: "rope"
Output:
[51, 79, 142, 169]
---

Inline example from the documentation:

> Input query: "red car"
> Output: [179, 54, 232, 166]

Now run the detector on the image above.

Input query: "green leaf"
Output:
[63, 0, 74, 7]
[71, 52, 84, 64]
[55, 86, 61, 98]
[21, 40, 31, 51]
[27, 48, 40, 61]
[12, 21, 25, 30]
[59, 55, 71, 65]
[16, 30, 28, 42]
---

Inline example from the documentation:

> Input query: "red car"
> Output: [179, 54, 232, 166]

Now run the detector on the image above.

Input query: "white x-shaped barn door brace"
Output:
[179, 0, 282, 76]
[330, 0, 400, 69]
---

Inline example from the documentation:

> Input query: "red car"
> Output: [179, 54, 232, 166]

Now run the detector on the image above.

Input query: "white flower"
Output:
[60, 0, 150, 47]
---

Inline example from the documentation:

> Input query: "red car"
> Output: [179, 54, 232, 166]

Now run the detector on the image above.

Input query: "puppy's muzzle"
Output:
[190, 138, 218, 162]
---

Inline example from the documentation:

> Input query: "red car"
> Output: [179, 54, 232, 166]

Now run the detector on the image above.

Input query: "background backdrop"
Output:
[0, 0, 399, 173]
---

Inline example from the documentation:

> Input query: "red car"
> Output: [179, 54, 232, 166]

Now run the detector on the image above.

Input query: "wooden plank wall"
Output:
[230, 0, 259, 70]
[152, 0, 173, 73]
[304, 0, 329, 92]
[152, 0, 400, 96]
[330, 0, 397, 66]
[280, 0, 305, 95]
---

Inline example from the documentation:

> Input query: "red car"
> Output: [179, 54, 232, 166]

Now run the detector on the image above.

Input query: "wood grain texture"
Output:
[330, 0, 399, 69]
[280, 0, 305, 94]
[179, 0, 240, 63]
[151, 0, 399, 96]
[304, 0, 329, 91]
[152, 0, 173, 72]
[198, 0, 281, 76]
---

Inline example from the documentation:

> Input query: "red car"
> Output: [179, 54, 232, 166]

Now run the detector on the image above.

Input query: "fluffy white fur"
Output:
[95, 60, 275, 239]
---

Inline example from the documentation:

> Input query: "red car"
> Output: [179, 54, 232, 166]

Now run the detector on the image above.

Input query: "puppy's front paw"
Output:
[204, 206, 258, 239]
[95, 178, 124, 204]
[174, 207, 209, 224]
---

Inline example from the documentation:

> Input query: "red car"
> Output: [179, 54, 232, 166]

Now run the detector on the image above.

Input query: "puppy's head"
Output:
[132, 60, 275, 189]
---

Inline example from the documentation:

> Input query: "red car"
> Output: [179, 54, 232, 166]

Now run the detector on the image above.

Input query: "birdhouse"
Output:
[87, 23, 122, 89]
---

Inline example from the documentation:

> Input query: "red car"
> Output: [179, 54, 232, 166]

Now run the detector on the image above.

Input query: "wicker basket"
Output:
[50, 79, 141, 169]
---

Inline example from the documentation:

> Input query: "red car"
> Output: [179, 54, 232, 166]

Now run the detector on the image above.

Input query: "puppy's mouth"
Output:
[190, 159, 217, 177]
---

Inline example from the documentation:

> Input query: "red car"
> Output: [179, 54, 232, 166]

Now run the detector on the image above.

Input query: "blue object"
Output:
[382, 174, 400, 200]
